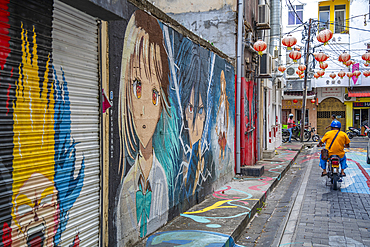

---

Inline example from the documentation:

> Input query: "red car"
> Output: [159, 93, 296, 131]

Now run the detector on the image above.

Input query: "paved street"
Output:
[237, 144, 370, 247]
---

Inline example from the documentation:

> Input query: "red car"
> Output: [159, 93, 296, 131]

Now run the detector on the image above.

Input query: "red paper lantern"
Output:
[289, 50, 302, 62]
[298, 64, 306, 71]
[296, 70, 304, 75]
[338, 52, 351, 64]
[364, 63, 369, 67]
[363, 70, 370, 77]
[293, 99, 298, 104]
[317, 70, 325, 77]
[317, 29, 333, 45]
[278, 65, 286, 73]
[254, 40, 267, 56]
[362, 52, 370, 64]
[314, 52, 329, 64]
[346, 72, 353, 78]
[311, 99, 316, 104]
[299, 74, 304, 79]
[329, 72, 336, 79]
[319, 62, 328, 70]
[338, 70, 346, 79]
[344, 60, 354, 67]
[314, 73, 320, 79]
[353, 70, 361, 78]
[282, 35, 297, 50]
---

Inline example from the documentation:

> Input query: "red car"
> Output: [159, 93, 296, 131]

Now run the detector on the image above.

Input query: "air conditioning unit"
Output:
[285, 79, 312, 91]
[257, 4, 270, 29]
[259, 53, 272, 76]
[344, 93, 356, 101]
[285, 64, 299, 79]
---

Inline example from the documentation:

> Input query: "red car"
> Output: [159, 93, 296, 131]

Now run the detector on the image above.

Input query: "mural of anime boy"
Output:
[216, 70, 229, 160]
[176, 42, 213, 197]
[116, 10, 172, 244]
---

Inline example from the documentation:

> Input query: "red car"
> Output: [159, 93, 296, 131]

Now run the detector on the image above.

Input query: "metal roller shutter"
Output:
[52, 1, 100, 246]
[0, 0, 100, 246]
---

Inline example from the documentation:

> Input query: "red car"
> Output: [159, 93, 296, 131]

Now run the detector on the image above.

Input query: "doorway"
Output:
[353, 109, 369, 128]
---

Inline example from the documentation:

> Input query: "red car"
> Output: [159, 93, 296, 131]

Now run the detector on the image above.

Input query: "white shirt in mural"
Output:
[116, 150, 168, 245]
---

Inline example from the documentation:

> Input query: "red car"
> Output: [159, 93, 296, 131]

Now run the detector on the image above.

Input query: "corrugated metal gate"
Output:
[0, 0, 100, 246]
[52, 1, 100, 246]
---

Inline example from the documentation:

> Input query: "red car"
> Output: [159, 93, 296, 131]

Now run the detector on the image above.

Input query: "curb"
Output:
[231, 145, 304, 244]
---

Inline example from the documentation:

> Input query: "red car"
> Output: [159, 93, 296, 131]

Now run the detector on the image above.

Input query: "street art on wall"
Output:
[0, 1, 86, 246]
[110, 9, 235, 246]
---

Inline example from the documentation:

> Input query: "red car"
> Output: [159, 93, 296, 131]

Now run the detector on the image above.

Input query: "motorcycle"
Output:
[304, 125, 320, 142]
[346, 123, 370, 139]
[282, 124, 312, 143]
[324, 155, 342, 190]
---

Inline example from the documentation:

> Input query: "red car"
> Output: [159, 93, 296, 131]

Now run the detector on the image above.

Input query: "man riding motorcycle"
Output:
[317, 120, 350, 177]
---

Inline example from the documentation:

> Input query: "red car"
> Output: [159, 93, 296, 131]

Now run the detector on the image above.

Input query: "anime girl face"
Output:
[185, 87, 206, 146]
[120, 10, 170, 173]
[129, 42, 163, 149]
[13, 173, 57, 246]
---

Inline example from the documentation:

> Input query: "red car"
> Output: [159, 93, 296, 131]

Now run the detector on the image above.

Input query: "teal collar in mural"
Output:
[136, 174, 152, 237]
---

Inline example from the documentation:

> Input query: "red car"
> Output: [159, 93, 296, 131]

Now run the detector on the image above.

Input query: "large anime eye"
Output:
[152, 88, 159, 106]
[187, 104, 193, 113]
[133, 79, 142, 99]
[198, 107, 204, 115]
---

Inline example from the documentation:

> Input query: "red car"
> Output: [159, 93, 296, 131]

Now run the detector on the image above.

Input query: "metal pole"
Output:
[236, 0, 243, 174]
[300, 18, 312, 142]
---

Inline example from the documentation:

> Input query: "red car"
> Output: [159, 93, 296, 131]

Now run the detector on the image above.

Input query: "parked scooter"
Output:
[346, 123, 370, 139]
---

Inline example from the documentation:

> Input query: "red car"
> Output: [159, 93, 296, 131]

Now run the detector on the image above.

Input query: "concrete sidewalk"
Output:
[137, 142, 304, 247]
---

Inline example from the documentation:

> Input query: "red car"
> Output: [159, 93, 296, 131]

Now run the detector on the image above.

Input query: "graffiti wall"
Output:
[0, 0, 100, 246]
[108, 10, 235, 246]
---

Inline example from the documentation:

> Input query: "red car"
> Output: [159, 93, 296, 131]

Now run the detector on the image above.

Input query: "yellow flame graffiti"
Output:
[11, 23, 54, 230]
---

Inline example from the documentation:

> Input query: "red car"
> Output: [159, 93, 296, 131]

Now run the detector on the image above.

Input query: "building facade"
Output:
[281, 0, 370, 135]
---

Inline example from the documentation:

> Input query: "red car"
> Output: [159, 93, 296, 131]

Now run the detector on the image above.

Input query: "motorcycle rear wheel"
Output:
[312, 135, 320, 142]
[304, 132, 311, 142]
[333, 174, 339, 190]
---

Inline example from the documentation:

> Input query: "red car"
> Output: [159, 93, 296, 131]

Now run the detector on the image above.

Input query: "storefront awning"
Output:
[348, 87, 370, 97]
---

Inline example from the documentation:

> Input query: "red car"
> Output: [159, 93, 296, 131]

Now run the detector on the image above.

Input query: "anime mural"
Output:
[110, 10, 235, 246]
[0, 1, 87, 246]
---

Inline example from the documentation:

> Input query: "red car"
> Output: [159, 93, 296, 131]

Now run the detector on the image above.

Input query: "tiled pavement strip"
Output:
[238, 147, 370, 247]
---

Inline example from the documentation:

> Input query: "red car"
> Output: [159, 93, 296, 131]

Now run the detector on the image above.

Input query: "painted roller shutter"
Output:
[52, 0, 100, 246]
